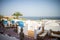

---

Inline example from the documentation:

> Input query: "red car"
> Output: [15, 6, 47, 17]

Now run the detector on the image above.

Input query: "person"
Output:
[37, 34, 40, 40]
[34, 29, 37, 40]
[20, 28, 24, 40]
[0, 20, 5, 34]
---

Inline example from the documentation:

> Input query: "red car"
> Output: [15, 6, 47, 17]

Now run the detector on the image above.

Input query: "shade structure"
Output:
[11, 20, 15, 24]
[3, 20, 8, 25]
[2, 19, 8, 27]
[17, 21, 24, 28]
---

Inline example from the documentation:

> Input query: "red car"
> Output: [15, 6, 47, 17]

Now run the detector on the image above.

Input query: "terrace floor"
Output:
[0, 27, 60, 40]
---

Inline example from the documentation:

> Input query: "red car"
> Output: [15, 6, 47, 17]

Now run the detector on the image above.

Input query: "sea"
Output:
[19, 16, 60, 20]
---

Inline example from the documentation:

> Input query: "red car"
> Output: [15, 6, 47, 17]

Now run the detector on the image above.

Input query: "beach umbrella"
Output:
[3, 20, 8, 25]
[17, 21, 24, 28]
[11, 20, 15, 24]
[3, 20, 8, 27]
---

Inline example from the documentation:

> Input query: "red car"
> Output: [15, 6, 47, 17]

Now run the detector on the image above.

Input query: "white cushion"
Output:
[51, 33, 60, 37]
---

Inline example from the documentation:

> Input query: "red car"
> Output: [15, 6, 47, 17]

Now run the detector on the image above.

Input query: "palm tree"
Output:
[12, 12, 23, 19]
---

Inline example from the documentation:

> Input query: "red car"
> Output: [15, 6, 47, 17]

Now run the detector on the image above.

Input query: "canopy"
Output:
[11, 20, 15, 24]
[3, 20, 8, 25]
[17, 21, 24, 28]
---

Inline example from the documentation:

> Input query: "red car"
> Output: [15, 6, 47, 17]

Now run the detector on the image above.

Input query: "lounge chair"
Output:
[50, 30, 60, 38]
[37, 27, 47, 40]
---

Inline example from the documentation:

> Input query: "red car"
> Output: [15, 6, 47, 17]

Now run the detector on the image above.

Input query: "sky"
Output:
[0, 0, 60, 17]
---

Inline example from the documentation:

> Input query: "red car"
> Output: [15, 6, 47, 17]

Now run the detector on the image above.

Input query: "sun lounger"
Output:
[39, 31, 47, 37]
[50, 31, 60, 38]
[51, 33, 60, 38]
[37, 31, 47, 40]
[37, 30, 47, 38]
